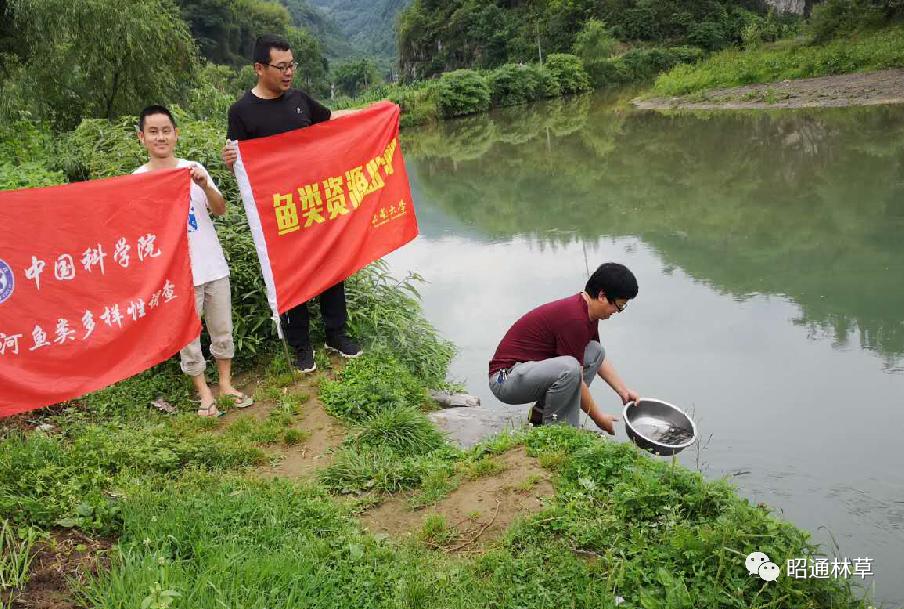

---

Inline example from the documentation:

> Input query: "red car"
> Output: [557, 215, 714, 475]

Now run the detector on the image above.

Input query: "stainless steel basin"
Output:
[623, 398, 697, 456]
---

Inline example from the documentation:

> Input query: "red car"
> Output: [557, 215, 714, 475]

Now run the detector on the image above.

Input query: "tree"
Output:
[7, 0, 198, 127]
[287, 26, 329, 96]
[573, 19, 617, 62]
[332, 58, 380, 97]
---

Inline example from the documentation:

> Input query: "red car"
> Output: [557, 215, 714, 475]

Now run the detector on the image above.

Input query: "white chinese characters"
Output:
[1, 278, 180, 358]
[21, 234, 163, 290]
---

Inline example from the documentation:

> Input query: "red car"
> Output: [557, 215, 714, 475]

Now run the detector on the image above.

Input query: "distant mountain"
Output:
[307, 0, 411, 61]
[281, 0, 359, 60]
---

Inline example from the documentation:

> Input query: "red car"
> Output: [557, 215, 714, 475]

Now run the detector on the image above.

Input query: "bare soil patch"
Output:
[228, 373, 346, 480]
[360, 447, 554, 552]
[634, 68, 904, 111]
[6, 530, 111, 609]
[266, 400, 346, 478]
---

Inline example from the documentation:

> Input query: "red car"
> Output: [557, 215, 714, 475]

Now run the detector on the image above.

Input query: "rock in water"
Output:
[429, 390, 481, 408]
[428, 408, 526, 448]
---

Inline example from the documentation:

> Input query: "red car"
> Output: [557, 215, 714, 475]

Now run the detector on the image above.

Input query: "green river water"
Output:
[385, 92, 904, 606]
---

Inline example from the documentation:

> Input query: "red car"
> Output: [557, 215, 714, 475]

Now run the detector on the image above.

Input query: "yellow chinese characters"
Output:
[323, 177, 349, 219]
[273, 138, 400, 236]
[273, 193, 300, 235]
[298, 184, 325, 227]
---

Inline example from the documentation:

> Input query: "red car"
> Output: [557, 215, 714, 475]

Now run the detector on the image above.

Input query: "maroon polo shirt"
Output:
[489, 293, 600, 376]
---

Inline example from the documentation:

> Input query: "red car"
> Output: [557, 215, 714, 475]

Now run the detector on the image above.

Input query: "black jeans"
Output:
[280, 281, 347, 356]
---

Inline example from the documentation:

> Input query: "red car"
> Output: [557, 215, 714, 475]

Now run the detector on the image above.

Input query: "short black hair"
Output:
[138, 104, 176, 131]
[253, 34, 291, 65]
[585, 263, 638, 302]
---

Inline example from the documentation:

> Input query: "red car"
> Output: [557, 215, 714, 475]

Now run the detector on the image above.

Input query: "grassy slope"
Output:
[1, 353, 871, 609]
[651, 25, 904, 97]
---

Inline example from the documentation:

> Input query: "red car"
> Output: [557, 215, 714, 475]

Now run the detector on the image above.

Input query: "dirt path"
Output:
[359, 447, 554, 552]
[634, 68, 904, 110]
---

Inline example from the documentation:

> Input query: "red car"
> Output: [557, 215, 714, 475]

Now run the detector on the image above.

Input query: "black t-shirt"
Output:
[226, 88, 331, 141]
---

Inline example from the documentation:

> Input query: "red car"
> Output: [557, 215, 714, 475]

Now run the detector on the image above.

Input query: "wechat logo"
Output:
[746, 551, 780, 582]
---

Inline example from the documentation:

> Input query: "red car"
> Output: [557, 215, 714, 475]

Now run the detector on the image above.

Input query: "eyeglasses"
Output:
[608, 297, 628, 313]
[266, 61, 298, 73]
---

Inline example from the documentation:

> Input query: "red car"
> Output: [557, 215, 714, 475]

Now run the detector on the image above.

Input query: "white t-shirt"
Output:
[133, 159, 229, 286]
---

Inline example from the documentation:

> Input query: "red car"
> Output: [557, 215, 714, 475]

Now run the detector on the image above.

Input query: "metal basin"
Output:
[623, 398, 697, 456]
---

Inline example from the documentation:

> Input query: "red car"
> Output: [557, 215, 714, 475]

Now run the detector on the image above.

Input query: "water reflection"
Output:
[404, 99, 904, 369]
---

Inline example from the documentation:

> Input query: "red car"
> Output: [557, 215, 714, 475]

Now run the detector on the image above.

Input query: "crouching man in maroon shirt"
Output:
[488, 263, 640, 435]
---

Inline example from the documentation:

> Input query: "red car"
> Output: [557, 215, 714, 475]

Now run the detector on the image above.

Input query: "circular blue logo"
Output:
[0, 260, 14, 305]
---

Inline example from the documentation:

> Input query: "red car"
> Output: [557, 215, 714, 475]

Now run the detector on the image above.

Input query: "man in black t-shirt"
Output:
[222, 34, 362, 373]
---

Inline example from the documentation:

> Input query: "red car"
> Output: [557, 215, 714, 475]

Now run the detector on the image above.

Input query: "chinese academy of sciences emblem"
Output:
[0, 259, 14, 305]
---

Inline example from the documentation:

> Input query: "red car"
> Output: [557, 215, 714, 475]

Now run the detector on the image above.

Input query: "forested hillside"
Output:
[281, 0, 360, 60]
[398, 0, 774, 78]
[309, 0, 411, 61]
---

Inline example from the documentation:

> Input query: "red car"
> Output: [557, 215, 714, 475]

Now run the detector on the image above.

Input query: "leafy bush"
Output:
[543, 54, 592, 94]
[616, 46, 704, 83]
[435, 69, 492, 118]
[573, 19, 618, 62]
[0, 119, 67, 189]
[741, 10, 801, 48]
[488, 64, 539, 107]
[386, 83, 441, 127]
[687, 21, 730, 51]
[808, 0, 904, 42]
[573, 19, 619, 86]
[0, 162, 66, 190]
[525, 64, 562, 98]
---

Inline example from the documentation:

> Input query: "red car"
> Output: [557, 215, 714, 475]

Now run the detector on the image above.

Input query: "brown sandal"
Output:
[197, 401, 224, 418]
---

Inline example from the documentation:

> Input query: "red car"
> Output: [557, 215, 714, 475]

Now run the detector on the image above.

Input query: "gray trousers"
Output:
[180, 276, 235, 377]
[488, 341, 605, 427]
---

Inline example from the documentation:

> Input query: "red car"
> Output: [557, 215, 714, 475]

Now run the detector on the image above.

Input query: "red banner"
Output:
[235, 101, 418, 314]
[0, 169, 200, 416]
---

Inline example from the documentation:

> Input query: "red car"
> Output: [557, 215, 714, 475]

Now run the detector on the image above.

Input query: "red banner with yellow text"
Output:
[234, 101, 417, 318]
[0, 169, 200, 416]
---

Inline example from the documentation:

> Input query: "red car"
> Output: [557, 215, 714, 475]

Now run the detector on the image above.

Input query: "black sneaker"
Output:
[324, 334, 363, 358]
[294, 347, 316, 373]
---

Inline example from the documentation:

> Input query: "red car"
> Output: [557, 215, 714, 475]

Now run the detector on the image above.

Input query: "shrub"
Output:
[487, 64, 537, 107]
[524, 64, 562, 98]
[687, 21, 730, 51]
[573, 19, 618, 62]
[435, 69, 492, 118]
[387, 83, 440, 127]
[586, 46, 706, 87]
[0, 161, 66, 190]
[809, 0, 880, 42]
[543, 54, 592, 94]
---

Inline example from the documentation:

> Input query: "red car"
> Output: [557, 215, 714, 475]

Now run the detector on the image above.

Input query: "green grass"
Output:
[70, 426, 870, 609]
[0, 520, 39, 600]
[652, 26, 904, 97]
[351, 406, 446, 456]
[0, 318, 873, 608]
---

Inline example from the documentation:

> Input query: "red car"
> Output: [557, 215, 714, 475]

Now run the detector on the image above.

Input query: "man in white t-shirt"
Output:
[135, 104, 252, 417]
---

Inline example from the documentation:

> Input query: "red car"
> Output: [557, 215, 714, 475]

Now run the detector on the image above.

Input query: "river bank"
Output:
[634, 68, 904, 110]
[0, 347, 874, 608]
